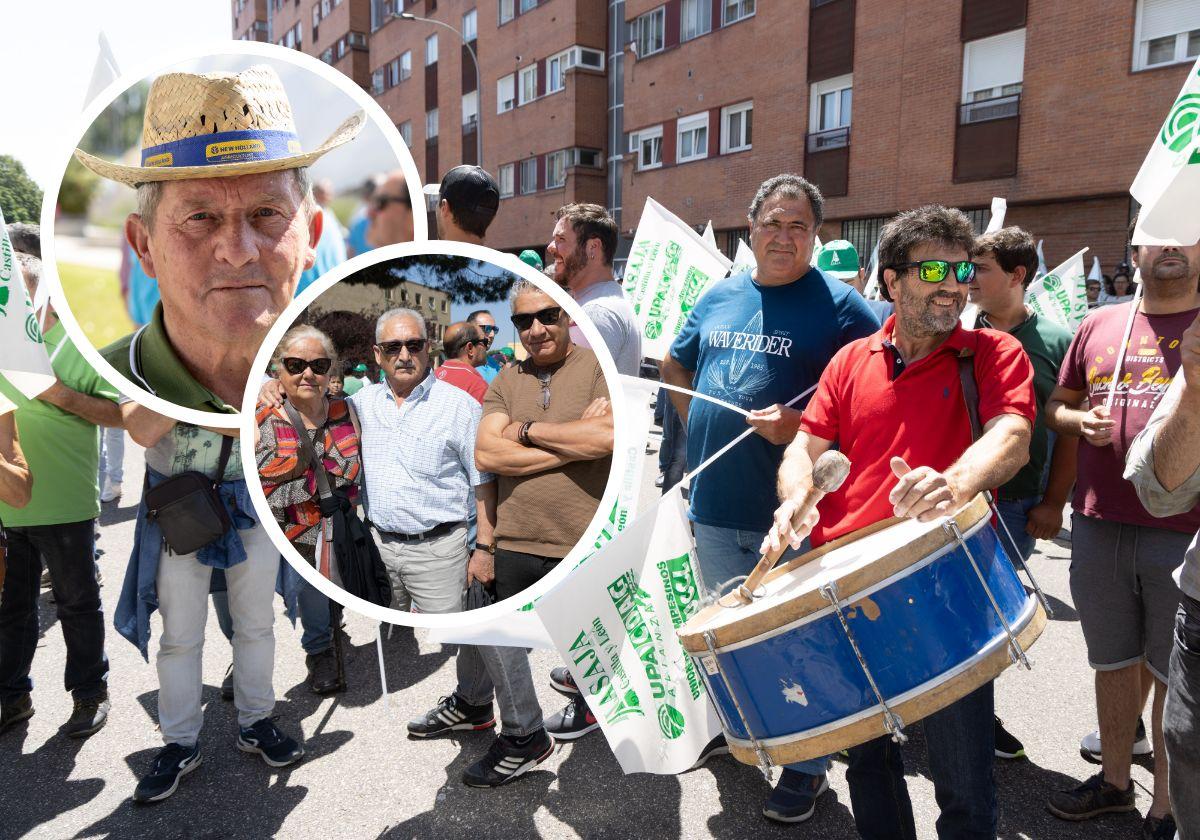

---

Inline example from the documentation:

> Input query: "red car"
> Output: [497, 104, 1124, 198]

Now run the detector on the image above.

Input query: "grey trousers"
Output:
[456, 642, 543, 737]
[1167, 594, 1200, 839]
[375, 525, 468, 615]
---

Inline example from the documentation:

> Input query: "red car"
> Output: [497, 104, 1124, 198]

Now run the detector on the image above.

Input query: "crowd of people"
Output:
[0, 60, 1196, 840]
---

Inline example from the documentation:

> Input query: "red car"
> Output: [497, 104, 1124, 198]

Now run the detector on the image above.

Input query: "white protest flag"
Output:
[1034, 240, 1048, 280]
[1088, 256, 1103, 281]
[535, 484, 722, 774]
[1131, 57, 1200, 246]
[984, 196, 1007, 233]
[861, 241, 882, 300]
[731, 238, 756, 276]
[0, 209, 54, 399]
[810, 233, 824, 266]
[1026, 247, 1090, 332]
[84, 32, 121, 107]
[623, 198, 732, 361]
[0, 394, 15, 417]
[701, 221, 717, 251]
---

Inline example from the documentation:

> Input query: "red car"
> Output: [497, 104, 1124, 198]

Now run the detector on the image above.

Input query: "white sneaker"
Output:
[1080, 720, 1153, 760]
[100, 480, 122, 503]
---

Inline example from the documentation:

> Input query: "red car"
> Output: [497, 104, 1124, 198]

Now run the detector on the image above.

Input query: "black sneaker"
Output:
[549, 666, 579, 696]
[1143, 813, 1177, 839]
[220, 663, 234, 702]
[994, 716, 1025, 759]
[0, 693, 34, 734]
[1047, 772, 1137, 820]
[461, 730, 555, 788]
[305, 649, 344, 696]
[237, 718, 304, 768]
[544, 695, 599, 741]
[133, 742, 202, 803]
[62, 692, 110, 738]
[688, 734, 730, 770]
[762, 769, 830, 824]
[407, 694, 495, 738]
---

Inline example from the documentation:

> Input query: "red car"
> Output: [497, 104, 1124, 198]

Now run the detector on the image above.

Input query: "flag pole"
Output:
[1105, 269, 1144, 410]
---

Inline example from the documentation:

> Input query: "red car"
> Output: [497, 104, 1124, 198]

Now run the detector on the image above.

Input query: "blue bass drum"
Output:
[677, 495, 1046, 767]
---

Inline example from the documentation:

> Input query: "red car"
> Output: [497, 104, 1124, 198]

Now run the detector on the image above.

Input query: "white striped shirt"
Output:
[350, 375, 490, 534]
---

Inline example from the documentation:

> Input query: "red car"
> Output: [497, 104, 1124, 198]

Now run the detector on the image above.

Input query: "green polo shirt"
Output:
[976, 309, 1073, 500]
[100, 304, 236, 414]
[0, 322, 120, 526]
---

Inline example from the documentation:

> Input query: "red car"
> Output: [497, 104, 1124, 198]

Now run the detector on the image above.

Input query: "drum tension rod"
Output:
[819, 581, 908, 746]
[985, 491, 1054, 619]
[944, 520, 1031, 670]
[702, 630, 776, 782]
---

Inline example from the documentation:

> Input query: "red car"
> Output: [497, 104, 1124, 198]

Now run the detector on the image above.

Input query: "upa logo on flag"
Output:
[0, 231, 10, 317]
[1162, 91, 1200, 156]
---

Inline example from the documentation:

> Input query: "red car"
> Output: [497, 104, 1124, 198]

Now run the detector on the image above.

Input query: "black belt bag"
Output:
[145, 435, 235, 556]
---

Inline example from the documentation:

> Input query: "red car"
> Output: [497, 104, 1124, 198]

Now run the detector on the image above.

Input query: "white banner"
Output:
[731, 238, 756, 277]
[1034, 239, 1048, 280]
[0, 208, 54, 400]
[535, 485, 721, 774]
[984, 196, 1007, 233]
[623, 198, 733, 361]
[1088, 256, 1102, 281]
[1026, 247, 1089, 332]
[1131, 57, 1200, 246]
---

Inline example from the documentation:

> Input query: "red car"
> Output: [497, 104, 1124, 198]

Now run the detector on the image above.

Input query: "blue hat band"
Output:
[140, 129, 303, 168]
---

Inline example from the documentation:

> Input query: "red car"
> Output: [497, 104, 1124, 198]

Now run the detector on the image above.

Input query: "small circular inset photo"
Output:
[45, 42, 424, 429]
[241, 242, 625, 629]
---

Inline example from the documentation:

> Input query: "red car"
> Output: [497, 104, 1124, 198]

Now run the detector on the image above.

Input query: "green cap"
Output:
[519, 249, 544, 270]
[816, 239, 860, 280]
[353, 363, 368, 373]
[500, 346, 515, 358]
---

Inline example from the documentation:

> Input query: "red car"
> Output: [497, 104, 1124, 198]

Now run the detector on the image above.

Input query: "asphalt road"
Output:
[0, 436, 1159, 839]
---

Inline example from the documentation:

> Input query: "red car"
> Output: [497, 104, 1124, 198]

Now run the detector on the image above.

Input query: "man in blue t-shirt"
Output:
[661, 174, 879, 824]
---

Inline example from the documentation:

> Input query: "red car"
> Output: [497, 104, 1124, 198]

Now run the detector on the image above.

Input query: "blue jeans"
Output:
[994, 495, 1038, 564]
[847, 681, 996, 840]
[213, 578, 332, 655]
[692, 521, 828, 779]
[0, 520, 109, 701]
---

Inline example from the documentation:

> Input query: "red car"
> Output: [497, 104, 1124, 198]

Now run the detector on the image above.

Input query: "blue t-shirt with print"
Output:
[670, 267, 880, 532]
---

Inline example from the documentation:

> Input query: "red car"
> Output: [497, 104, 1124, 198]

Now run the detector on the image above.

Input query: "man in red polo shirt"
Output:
[435, 322, 490, 404]
[764, 205, 1035, 838]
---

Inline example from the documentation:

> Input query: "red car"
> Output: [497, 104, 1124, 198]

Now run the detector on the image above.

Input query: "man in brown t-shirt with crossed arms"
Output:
[410, 280, 613, 788]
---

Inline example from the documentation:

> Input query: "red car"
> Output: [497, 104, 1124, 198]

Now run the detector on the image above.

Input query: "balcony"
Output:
[953, 94, 1020, 182]
[804, 127, 850, 197]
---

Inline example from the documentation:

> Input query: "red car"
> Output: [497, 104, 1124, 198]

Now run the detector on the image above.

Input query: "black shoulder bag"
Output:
[282, 404, 391, 608]
[145, 435, 234, 555]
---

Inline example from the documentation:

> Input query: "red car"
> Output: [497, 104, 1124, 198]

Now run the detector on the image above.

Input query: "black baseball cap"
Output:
[423, 165, 500, 216]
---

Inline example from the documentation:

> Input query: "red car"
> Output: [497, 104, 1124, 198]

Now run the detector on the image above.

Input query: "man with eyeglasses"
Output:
[763, 205, 1035, 836]
[410, 281, 613, 788]
[434, 321, 490, 404]
[366, 170, 415, 248]
[468, 310, 504, 384]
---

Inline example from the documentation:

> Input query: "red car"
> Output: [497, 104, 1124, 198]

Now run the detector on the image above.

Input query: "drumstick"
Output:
[719, 451, 852, 608]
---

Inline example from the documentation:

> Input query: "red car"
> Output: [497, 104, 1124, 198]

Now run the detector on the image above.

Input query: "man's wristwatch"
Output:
[477, 542, 496, 555]
[518, 420, 535, 446]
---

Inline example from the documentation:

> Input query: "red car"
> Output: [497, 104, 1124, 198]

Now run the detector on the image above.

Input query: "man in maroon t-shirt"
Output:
[1045, 229, 1200, 831]
[764, 206, 1035, 838]
[435, 322, 489, 404]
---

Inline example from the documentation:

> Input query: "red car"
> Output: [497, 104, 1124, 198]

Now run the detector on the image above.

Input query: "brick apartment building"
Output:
[234, 0, 1197, 272]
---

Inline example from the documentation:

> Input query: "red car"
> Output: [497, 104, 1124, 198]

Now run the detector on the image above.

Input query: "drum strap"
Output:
[957, 351, 982, 442]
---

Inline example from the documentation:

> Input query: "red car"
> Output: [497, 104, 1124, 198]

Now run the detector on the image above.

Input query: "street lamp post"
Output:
[393, 11, 482, 170]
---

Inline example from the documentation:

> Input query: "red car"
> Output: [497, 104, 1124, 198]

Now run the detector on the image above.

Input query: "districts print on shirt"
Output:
[701, 310, 780, 402]
[1084, 328, 1181, 413]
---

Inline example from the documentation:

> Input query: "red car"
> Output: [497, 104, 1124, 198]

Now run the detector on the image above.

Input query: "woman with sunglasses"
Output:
[255, 325, 362, 695]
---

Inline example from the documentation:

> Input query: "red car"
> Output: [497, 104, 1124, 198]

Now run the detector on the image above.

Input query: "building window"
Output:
[498, 163, 515, 197]
[497, 74, 516, 112]
[519, 158, 537, 194]
[681, 0, 712, 41]
[721, 101, 753, 153]
[810, 73, 852, 133]
[371, 68, 385, 95]
[519, 65, 537, 105]
[312, 4, 321, 36]
[400, 50, 412, 80]
[426, 108, 439, 139]
[1134, 0, 1200, 70]
[499, 0, 514, 24]
[387, 58, 400, 87]
[520, 0, 536, 11]
[723, 0, 755, 25]
[548, 51, 569, 93]
[634, 7, 666, 57]
[398, 120, 412, 146]
[546, 150, 568, 188]
[842, 216, 888, 265]
[462, 8, 477, 41]
[462, 91, 478, 128]
[961, 28, 1025, 115]
[676, 112, 708, 163]
[425, 33, 438, 65]
[569, 147, 602, 168]
[633, 125, 663, 170]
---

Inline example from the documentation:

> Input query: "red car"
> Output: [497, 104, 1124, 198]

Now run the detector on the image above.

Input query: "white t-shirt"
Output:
[569, 279, 642, 376]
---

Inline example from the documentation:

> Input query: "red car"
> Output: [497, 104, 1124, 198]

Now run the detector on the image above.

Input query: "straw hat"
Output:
[74, 64, 365, 187]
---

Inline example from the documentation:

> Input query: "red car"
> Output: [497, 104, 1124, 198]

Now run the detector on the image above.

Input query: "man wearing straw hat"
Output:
[73, 64, 364, 803]
[1046, 220, 1200, 835]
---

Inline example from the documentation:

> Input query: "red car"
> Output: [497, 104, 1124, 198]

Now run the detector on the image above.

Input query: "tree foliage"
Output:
[58, 159, 101, 216]
[305, 309, 379, 379]
[342, 255, 520, 304]
[0, 156, 43, 223]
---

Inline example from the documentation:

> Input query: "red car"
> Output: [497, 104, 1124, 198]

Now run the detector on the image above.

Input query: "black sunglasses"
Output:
[377, 338, 428, 356]
[891, 260, 977, 284]
[372, 194, 410, 212]
[478, 324, 500, 335]
[281, 357, 332, 376]
[511, 306, 564, 332]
